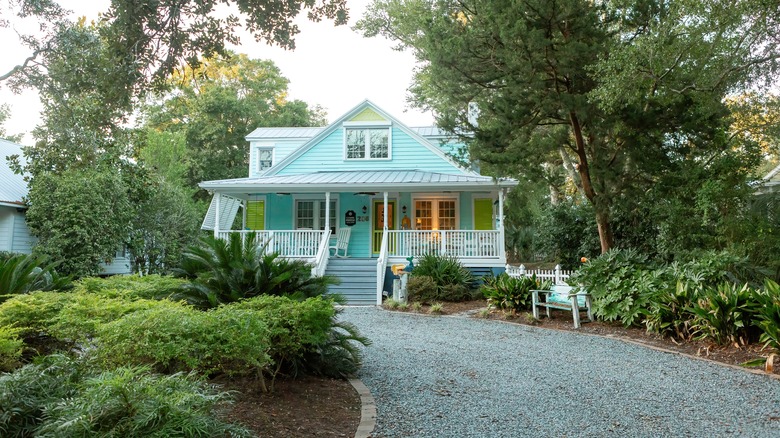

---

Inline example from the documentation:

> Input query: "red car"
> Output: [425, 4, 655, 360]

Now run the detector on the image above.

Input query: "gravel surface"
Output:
[341, 307, 780, 437]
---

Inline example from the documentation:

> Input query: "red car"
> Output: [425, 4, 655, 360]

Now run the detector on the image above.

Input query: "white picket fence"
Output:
[505, 264, 572, 285]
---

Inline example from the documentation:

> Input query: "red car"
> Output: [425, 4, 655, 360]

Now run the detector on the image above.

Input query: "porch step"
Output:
[325, 258, 377, 306]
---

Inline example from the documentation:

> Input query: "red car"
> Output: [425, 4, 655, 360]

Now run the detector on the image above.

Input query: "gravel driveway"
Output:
[341, 307, 780, 437]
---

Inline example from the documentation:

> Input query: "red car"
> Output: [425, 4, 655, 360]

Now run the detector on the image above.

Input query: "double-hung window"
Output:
[345, 127, 390, 159]
[256, 148, 273, 172]
[295, 199, 337, 233]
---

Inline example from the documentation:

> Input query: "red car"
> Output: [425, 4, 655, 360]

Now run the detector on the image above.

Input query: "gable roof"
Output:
[246, 126, 450, 140]
[201, 169, 517, 194]
[0, 139, 28, 207]
[264, 100, 479, 177]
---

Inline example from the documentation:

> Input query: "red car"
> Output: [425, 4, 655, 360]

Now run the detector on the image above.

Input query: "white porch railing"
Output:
[311, 230, 332, 277]
[382, 230, 502, 259]
[506, 264, 572, 285]
[215, 230, 327, 259]
[376, 230, 389, 305]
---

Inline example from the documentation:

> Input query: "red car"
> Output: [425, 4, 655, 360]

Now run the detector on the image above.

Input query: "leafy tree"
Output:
[358, 0, 780, 254]
[1, 0, 348, 90]
[142, 52, 327, 196]
[128, 175, 201, 275]
[26, 166, 133, 277]
[0, 103, 22, 142]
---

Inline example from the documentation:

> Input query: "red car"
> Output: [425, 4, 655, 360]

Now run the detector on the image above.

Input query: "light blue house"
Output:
[199, 101, 518, 304]
[0, 138, 131, 274]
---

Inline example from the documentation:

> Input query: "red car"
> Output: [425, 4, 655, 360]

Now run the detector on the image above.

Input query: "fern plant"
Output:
[481, 273, 550, 312]
[173, 234, 338, 309]
[690, 283, 761, 346]
[0, 253, 71, 303]
[754, 280, 780, 351]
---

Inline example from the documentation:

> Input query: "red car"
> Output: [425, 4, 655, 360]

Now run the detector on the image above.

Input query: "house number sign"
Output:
[345, 210, 357, 226]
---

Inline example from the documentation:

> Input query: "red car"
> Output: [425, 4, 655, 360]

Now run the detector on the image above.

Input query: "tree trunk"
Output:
[569, 111, 614, 253]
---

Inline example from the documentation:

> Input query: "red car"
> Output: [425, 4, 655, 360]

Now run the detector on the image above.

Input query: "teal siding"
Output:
[340, 194, 371, 258]
[267, 194, 293, 229]
[277, 127, 465, 175]
[459, 193, 473, 229]
[249, 139, 308, 178]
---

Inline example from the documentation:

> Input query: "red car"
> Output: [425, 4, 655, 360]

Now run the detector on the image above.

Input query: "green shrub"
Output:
[411, 253, 474, 301]
[0, 253, 72, 304]
[690, 283, 761, 346]
[0, 291, 72, 334]
[0, 354, 249, 438]
[96, 302, 272, 376]
[570, 249, 665, 327]
[0, 354, 85, 437]
[481, 274, 550, 312]
[173, 234, 338, 309]
[74, 274, 187, 300]
[645, 281, 701, 341]
[50, 295, 181, 342]
[0, 291, 176, 344]
[232, 295, 370, 380]
[0, 326, 23, 371]
[406, 275, 438, 302]
[755, 280, 780, 351]
[38, 367, 251, 437]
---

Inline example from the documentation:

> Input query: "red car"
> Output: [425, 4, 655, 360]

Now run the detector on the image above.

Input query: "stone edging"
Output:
[378, 306, 780, 381]
[349, 378, 376, 438]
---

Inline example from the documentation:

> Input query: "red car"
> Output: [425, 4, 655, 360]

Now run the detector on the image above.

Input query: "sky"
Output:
[0, 0, 434, 144]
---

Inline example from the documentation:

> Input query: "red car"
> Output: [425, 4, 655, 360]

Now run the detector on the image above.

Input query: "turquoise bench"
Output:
[531, 285, 593, 329]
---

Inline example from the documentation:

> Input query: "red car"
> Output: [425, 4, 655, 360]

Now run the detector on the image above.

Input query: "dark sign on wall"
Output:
[345, 210, 356, 226]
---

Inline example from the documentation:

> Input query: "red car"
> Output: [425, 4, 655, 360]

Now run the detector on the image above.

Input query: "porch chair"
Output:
[531, 285, 593, 329]
[329, 228, 352, 257]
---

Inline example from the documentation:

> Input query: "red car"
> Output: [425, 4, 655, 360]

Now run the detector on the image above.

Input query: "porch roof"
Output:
[199, 170, 518, 194]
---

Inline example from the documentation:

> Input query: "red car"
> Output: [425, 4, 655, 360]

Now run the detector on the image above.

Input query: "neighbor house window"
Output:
[295, 199, 337, 233]
[345, 128, 390, 159]
[256, 148, 273, 171]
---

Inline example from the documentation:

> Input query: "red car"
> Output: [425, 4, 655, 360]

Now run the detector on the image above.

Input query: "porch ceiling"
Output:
[199, 170, 518, 195]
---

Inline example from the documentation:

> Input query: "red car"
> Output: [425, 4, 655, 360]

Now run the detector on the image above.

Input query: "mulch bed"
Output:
[216, 375, 361, 437]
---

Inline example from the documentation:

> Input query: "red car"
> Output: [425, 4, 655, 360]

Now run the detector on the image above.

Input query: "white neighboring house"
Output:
[758, 164, 780, 195]
[0, 138, 131, 274]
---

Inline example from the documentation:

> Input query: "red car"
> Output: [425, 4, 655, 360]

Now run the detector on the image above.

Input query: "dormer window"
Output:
[344, 127, 391, 160]
[256, 148, 273, 171]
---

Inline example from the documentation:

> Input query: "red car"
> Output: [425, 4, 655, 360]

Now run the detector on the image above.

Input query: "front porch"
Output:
[200, 170, 517, 304]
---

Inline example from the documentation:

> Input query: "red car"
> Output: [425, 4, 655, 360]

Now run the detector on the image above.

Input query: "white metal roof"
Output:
[246, 126, 325, 140]
[200, 170, 517, 194]
[246, 126, 447, 140]
[0, 139, 28, 207]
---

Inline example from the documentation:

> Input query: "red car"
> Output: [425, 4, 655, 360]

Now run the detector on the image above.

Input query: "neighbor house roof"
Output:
[0, 139, 28, 208]
[200, 170, 517, 195]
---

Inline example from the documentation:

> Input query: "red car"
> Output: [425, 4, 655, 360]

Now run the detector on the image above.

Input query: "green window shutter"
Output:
[474, 198, 493, 230]
[246, 200, 265, 230]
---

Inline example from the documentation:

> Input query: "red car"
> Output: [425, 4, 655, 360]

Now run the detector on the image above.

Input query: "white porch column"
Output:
[325, 192, 331, 232]
[498, 189, 506, 260]
[241, 200, 247, 230]
[383, 192, 388, 230]
[213, 193, 221, 239]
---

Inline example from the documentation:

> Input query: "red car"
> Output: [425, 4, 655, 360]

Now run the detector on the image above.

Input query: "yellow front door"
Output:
[372, 200, 395, 254]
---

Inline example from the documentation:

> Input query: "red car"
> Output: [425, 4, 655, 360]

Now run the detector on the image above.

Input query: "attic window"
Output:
[256, 148, 273, 171]
[345, 127, 390, 160]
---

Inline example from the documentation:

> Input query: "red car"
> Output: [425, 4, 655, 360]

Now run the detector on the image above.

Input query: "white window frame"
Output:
[342, 122, 392, 161]
[255, 147, 275, 172]
[293, 195, 339, 233]
[411, 194, 460, 230]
